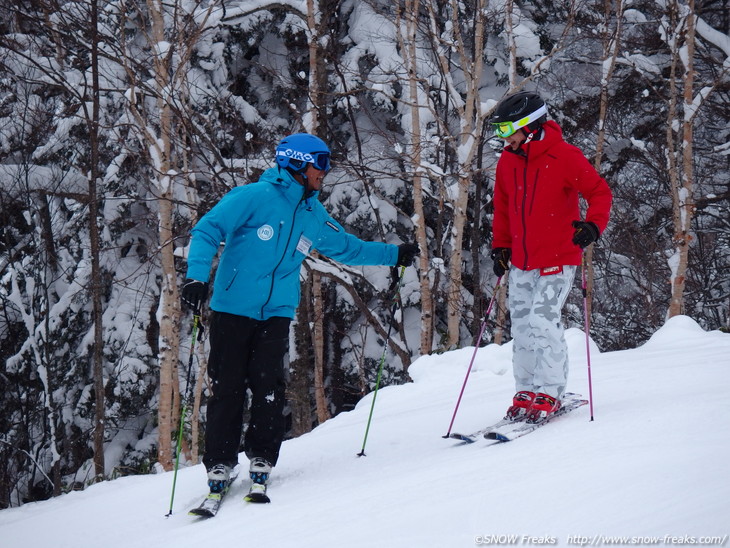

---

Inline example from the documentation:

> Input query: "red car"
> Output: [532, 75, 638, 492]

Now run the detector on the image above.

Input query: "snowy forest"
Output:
[0, 0, 728, 509]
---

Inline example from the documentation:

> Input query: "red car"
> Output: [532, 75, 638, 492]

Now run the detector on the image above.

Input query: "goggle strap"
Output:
[512, 104, 548, 131]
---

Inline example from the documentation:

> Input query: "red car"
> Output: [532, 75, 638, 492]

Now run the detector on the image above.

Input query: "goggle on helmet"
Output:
[492, 104, 548, 139]
[276, 133, 331, 173]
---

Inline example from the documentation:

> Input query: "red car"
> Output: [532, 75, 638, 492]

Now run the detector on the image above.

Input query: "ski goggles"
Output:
[310, 151, 331, 172]
[277, 149, 331, 172]
[491, 104, 548, 138]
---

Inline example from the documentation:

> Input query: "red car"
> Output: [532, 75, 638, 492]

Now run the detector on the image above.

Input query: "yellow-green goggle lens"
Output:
[493, 121, 517, 138]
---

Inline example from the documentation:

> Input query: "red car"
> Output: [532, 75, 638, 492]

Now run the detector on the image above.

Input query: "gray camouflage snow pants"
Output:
[508, 265, 576, 399]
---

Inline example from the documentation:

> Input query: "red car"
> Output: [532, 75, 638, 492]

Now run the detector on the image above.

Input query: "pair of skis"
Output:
[447, 393, 588, 444]
[188, 473, 270, 518]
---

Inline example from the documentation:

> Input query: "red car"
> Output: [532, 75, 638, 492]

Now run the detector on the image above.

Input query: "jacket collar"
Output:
[505, 120, 563, 158]
[260, 166, 320, 205]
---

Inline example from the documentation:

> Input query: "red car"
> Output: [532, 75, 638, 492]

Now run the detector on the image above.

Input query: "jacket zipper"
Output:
[520, 149, 530, 270]
[260, 190, 305, 318]
[225, 269, 239, 291]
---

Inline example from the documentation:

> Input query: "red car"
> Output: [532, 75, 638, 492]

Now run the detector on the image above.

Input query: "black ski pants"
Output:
[203, 311, 291, 470]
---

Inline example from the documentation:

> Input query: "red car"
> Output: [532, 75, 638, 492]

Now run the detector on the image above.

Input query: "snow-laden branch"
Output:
[220, 0, 307, 25]
[695, 13, 730, 68]
[0, 165, 87, 197]
[303, 256, 411, 363]
[684, 85, 713, 122]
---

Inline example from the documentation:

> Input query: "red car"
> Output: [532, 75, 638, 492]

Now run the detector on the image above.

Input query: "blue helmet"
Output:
[275, 133, 331, 173]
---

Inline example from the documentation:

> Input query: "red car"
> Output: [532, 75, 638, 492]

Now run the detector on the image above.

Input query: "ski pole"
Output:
[357, 265, 407, 457]
[442, 277, 502, 438]
[581, 253, 595, 421]
[166, 313, 201, 517]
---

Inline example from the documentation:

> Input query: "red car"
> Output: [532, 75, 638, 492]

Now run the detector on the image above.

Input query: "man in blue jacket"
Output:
[181, 133, 418, 503]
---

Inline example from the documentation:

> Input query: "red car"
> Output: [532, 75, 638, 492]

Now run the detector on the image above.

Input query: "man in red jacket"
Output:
[490, 91, 612, 423]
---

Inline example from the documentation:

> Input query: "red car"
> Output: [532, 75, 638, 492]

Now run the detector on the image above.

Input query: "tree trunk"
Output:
[446, 176, 469, 348]
[312, 268, 330, 424]
[305, 0, 321, 129]
[289, 275, 313, 437]
[470, 190, 484, 336]
[156, 194, 181, 471]
[494, 272, 509, 345]
[443, 0, 486, 348]
[88, 0, 105, 481]
[506, 0, 517, 88]
[145, 0, 182, 471]
[668, 0, 696, 318]
[400, 0, 434, 356]
[666, 0, 696, 318]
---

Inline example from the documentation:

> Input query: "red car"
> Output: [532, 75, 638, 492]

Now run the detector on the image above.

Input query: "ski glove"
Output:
[572, 220, 600, 249]
[490, 248, 511, 277]
[181, 278, 209, 314]
[396, 243, 420, 267]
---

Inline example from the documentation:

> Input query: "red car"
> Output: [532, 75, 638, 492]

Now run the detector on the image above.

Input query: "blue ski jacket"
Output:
[185, 167, 399, 320]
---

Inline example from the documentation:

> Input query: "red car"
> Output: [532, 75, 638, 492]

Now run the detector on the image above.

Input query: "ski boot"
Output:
[525, 393, 561, 423]
[207, 464, 231, 494]
[505, 391, 535, 421]
[245, 457, 272, 503]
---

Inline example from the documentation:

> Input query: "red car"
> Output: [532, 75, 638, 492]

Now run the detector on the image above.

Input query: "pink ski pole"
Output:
[581, 253, 595, 421]
[442, 277, 503, 438]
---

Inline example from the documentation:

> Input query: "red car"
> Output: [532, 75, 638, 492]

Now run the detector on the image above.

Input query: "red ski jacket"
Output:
[492, 121, 612, 271]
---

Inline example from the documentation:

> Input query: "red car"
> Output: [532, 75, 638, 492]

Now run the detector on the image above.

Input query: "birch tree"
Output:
[397, 0, 436, 355]
[423, 0, 489, 348]
[302, 0, 330, 426]
[661, 0, 723, 318]
[115, 0, 225, 469]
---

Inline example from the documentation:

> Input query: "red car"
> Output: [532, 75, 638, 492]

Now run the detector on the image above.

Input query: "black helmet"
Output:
[491, 91, 548, 138]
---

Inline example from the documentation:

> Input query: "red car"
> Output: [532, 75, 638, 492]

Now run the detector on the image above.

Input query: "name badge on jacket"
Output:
[296, 235, 312, 255]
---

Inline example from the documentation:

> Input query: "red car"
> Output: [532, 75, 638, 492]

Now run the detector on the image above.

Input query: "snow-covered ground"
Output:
[1, 315, 728, 548]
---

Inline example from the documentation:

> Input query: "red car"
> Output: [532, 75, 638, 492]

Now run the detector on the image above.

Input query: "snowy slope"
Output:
[1, 316, 728, 548]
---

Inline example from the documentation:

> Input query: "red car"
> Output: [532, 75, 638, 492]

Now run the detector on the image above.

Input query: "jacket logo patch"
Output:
[540, 266, 563, 276]
[257, 224, 274, 241]
[325, 221, 340, 232]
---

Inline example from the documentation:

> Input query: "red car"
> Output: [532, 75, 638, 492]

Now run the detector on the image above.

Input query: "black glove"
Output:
[490, 247, 511, 277]
[572, 220, 600, 249]
[396, 243, 419, 267]
[181, 278, 209, 313]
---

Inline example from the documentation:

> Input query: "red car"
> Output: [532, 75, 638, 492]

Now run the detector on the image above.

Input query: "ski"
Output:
[244, 492, 271, 504]
[448, 393, 587, 444]
[188, 473, 239, 518]
[244, 483, 271, 504]
[448, 416, 524, 443]
[485, 394, 588, 442]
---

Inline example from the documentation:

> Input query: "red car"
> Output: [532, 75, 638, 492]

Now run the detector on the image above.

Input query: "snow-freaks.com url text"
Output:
[474, 535, 728, 546]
